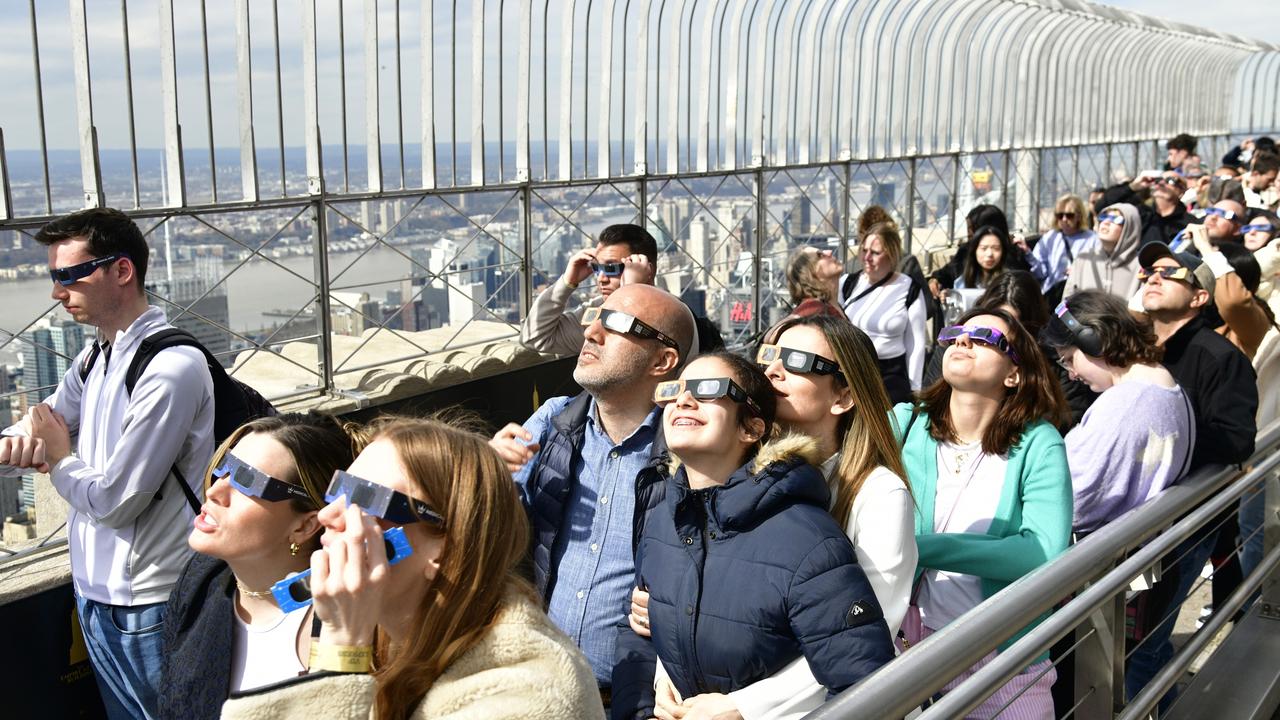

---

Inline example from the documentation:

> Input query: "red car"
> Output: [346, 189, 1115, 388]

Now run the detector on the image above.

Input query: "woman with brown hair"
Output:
[1027, 194, 1096, 295]
[1041, 291, 1194, 533]
[161, 413, 362, 720]
[783, 245, 845, 319]
[896, 307, 1071, 718]
[220, 417, 601, 720]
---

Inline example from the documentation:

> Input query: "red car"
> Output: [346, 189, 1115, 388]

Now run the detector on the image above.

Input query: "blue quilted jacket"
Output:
[611, 435, 895, 718]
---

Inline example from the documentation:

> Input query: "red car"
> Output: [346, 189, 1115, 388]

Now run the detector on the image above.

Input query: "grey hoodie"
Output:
[1064, 203, 1143, 299]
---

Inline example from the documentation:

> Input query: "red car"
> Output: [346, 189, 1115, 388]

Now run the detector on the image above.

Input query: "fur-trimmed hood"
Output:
[668, 432, 830, 533]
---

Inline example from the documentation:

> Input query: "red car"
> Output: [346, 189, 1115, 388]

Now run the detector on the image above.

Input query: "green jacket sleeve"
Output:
[916, 428, 1072, 583]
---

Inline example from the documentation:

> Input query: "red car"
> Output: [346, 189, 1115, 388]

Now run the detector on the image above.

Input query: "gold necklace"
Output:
[236, 580, 274, 599]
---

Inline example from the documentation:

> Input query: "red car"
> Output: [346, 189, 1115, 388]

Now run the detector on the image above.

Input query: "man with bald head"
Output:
[491, 284, 695, 699]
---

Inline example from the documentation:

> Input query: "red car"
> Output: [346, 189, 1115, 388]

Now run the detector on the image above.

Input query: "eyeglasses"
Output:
[589, 261, 625, 277]
[1137, 266, 1192, 282]
[1195, 207, 1240, 222]
[1055, 212, 1077, 220]
[936, 325, 1021, 365]
[581, 307, 680, 350]
[326, 470, 445, 526]
[1242, 223, 1275, 234]
[756, 344, 845, 383]
[654, 377, 762, 415]
[1097, 213, 1125, 226]
[213, 452, 316, 504]
[49, 254, 128, 286]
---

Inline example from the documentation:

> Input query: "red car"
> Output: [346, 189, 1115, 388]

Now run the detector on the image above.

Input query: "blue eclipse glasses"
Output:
[270, 526, 414, 612]
[213, 452, 316, 505]
[49, 254, 128, 286]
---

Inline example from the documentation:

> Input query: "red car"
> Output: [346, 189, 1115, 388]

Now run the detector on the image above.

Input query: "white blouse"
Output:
[229, 604, 310, 693]
[839, 273, 928, 389]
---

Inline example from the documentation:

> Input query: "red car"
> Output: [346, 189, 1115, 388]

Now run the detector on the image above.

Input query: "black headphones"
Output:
[1054, 300, 1103, 357]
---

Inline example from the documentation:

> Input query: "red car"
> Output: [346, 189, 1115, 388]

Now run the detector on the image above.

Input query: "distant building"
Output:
[147, 244, 233, 367]
[22, 319, 89, 404]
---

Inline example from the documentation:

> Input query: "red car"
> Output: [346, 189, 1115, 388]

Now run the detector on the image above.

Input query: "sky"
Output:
[1098, 0, 1280, 45]
[0, 0, 1275, 153]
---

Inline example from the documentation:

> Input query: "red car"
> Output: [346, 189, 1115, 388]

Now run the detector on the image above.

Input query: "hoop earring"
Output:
[289, 542, 300, 557]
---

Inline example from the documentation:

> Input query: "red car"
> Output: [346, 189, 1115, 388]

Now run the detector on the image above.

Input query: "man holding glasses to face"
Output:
[520, 223, 660, 356]
[0, 208, 215, 720]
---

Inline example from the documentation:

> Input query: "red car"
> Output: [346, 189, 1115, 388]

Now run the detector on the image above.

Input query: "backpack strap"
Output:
[905, 275, 922, 310]
[79, 341, 102, 384]
[123, 328, 206, 515]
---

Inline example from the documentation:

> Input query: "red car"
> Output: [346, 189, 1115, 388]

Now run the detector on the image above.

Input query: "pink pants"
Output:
[919, 626, 1057, 720]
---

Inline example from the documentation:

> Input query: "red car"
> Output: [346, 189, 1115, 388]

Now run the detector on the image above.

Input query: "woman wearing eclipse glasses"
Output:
[896, 308, 1071, 718]
[160, 413, 361, 719]
[219, 415, 601, 720]
[627, 318, 915, 719]
[611, 352, 894, 720]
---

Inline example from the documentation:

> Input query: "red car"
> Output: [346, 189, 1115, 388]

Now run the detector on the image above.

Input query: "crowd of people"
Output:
[0, 130, 1275, 720]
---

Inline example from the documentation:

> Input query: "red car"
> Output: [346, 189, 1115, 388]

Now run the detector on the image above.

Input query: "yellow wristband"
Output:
[310, 643, 373, 673]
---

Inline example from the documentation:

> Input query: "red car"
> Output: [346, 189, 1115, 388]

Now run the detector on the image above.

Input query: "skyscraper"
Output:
[22, 318, 88, 404]
[146, 245, 232, 367]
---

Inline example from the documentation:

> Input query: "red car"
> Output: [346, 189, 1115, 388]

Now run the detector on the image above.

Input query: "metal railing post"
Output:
[842, 161, 853, 259]
[1263, 470, 1280, 619]
[754, 168, 766, 338]
[1032, 148, 1042, 234]
[1001, 149, 1011, 220]
[519, 182, 534, 320]
[905, 157, 917, 258]
[1072, 145, 1081, 197]
[1073, 568, 1127, 717]
[1132, 141, 1140, 176]
[949, 153, 961, 244]
[311, 199, 335, 395]
[1104, 142, 1113, 185]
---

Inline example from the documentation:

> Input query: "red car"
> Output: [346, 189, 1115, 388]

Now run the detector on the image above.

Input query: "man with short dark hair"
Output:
[1165, 133, 1198, 172]
[491, 285, 695, 702]
[520, 223, 722, 356]
[520, 224, 661, 356]
[0, 208, 215, 720]
[1242, 152, 1279, 210]
[1126, 241, 1258, 709]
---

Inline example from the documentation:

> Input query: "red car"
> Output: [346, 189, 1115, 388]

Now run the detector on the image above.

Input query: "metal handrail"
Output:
[807, 420, 1280, 719]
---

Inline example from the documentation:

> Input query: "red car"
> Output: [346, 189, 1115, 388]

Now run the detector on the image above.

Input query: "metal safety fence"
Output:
[808, 421, 1280, 720]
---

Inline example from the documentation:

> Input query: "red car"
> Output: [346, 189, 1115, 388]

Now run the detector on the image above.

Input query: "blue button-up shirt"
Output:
[514, 396, 662, 685]
[1027, 228, 1097, 293]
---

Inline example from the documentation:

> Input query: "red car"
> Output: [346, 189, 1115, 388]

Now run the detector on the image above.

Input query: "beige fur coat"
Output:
[220, 589, 604, 720]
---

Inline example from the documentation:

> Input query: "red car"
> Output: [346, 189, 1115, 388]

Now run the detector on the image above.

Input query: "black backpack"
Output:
[79, 328, 277, 513]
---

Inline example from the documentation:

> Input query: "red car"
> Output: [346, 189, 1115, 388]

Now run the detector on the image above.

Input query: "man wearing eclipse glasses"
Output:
[0, 208, 215, 720]
[519, 223, 722, 359]
[519, 223, 660, 356]
[492, 284, 695, 702]
[1127, 239, 1257, 707]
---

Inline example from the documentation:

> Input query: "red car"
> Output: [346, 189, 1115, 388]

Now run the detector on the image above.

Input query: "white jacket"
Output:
[1, 307, 214, 605]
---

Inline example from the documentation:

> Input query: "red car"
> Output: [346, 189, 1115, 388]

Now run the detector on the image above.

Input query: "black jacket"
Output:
[1095, 183, 1191, 248]
[1161, 315, 1258, 471]
[159, 552, 237, 720]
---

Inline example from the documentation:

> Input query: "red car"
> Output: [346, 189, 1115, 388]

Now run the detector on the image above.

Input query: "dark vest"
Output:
[522, 392, 670, 600]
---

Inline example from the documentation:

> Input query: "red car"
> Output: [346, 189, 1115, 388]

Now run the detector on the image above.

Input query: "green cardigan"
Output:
[892, 402, 1072, 656]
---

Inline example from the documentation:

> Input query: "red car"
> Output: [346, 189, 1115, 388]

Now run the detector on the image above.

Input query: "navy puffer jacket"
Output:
[611, 435, 895, 719]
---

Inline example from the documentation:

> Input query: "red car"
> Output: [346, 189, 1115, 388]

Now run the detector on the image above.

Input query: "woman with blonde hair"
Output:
[161, 412, 361, 719]
[221, 417, 602, 720]
[1028, 194, 1096, 295]
[784, 245, 844, 319]
[837, 221, 928, 403]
